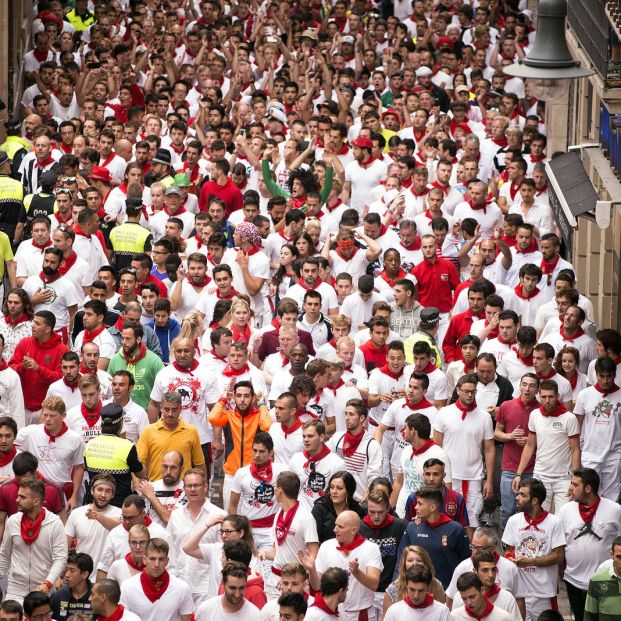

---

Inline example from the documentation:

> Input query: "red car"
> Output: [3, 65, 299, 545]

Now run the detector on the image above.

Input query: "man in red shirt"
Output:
[198, 158, 243, 216]
[130, 254, 168, 298]
[443, 281, 488, 363]
[9, 310, 67, 423]
[411, 234, 460, 347]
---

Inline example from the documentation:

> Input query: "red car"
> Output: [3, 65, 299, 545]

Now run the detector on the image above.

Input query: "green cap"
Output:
[172, 172, 192, 187]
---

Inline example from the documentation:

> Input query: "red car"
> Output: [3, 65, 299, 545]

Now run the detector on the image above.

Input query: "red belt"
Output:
[55, 327, 68, 344]
[251, 515, 276, 528]
[358, 610, 369, 621]
[368, 418, 394, 431]
[271, 566, 282, 576]
[462, 480, 469, 502]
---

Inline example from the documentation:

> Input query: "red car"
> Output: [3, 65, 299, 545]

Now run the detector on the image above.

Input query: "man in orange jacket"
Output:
[208, 379, 272, 512]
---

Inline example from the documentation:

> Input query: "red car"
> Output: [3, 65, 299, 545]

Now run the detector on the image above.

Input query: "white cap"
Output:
[415, 66, 432, 77]
[341, 35, 355, 45]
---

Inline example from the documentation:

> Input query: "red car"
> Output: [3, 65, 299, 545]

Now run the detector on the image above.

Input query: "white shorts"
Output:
[453, 479, 483, 527]
[533, 473, 571, 513]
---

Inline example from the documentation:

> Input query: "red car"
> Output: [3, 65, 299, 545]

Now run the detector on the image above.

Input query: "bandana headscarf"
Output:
[236, 221, 262, 248]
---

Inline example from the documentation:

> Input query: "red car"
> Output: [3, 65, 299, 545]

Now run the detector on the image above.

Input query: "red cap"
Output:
[381, 108, 400, 120]
[89, 166, 112, 183]
[351, 136, 373, 149]
[436, 36, 454, 50]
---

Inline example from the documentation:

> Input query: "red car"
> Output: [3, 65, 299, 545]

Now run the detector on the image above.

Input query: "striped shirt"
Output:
[585, 566, 621, 621]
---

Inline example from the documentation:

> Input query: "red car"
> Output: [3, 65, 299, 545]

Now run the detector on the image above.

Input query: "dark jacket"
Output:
[311, 495, 367, 544]
[449, 373, 515, 407]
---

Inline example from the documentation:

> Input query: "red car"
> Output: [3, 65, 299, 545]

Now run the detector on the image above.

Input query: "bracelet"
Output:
[43, 580, 53, 590]
[515, 474, 522, 478]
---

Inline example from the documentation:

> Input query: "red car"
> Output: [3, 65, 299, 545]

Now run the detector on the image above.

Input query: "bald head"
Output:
[115, 139, 133, 161]
[334, 510, 361, 544]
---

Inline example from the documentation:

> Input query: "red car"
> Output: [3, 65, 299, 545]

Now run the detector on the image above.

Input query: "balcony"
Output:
[567, 0, 615, 85]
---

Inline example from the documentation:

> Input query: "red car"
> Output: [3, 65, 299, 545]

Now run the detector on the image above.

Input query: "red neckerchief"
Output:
[486, 583, 501, 599]
[380, 269, 407, 287]
[404, 397, 433, 412]
[216, 287, 238, 299]
[516, 238, 539, 254]
[33, 47, 50, 63]
[39, 270, 62, 284]
[465, 596, 494, 620]
[426, 513, 453, 527]
[44, 422, 68, 443]
[282, 418, 303, 438]
[540, 403, 567, 418]
[560, 326, 585, 342]
[250, 460, 273, 483]
[541, 254, 560, 275]
[400, 237, 421, 251]
[594, 383, 620, 396]
[537, 368, 557, 381]
[279, 230, 294, 242]
[431, 180, 450, 196]
[81, 401, 103, 428]
[579, 496, 601, 523]
[311, 593, 339, 617]
[358, 156, 377, 170]
[3, 313, 29, 327]
[222, 364, 250, 377]
[170, 143, 185, 155]
[329, 379, 345, 396]
[516, 351, 533, 366]
[164, 205, 186, 217]
[463, 358, 477, 373]
[335, 246, 359, 261]
[121, 344, 147, 365]
[280, 352, 290, 367]
[412, 128, 426, 143]
[455, 400, 477, 420]
[97, 604, 126, 621]
[125, 552, 145, 571]
[63, 377, 79, 391]
[275, 502, 300, 545]
[536, 183, 548, 196]
[55, 212, 72, 225]
[325, 199, 342, 213]
[514, 284, 539, 300]
[378, 365, 404, 380]
[410, 438, 436, 458]
[342, 428, 365, 457]
[466, 197, 489, 214]
[183, 161, 200, 183]
[35, 156, 55, 169]
[497, 335, 517, 346]
[337, 533, 365, 555]
[32, 238, 53, 252]
[411, 186, 430, 198]
[521, 510, 549, 531]
[420, 361, 437, 375]
[530, 153, 546, 163]
[21, 508, 46, 545]
[404, 594, 434, 609]
[172, 360, 200, 374]
[508, 181, 520, 201]
[123, 515, 152, 532]
[140, 570, 170, 602]
[237, 246, 261, 257]
[363, 513, 394, 537]
[186, 274, 212, 288]
[303, 444, 331, 468]
[115, 316, 125, 332]
[100, 152, 115, 168]
[59, 251, 78, 275]
[231, 323, 251, 345]
[299, 277, 323, 291]
[0, 446, 16, 467]
[83, 325, 106, 344]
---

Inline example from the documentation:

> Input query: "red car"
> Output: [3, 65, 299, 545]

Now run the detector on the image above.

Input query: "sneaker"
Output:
[479, 511, 496, 527]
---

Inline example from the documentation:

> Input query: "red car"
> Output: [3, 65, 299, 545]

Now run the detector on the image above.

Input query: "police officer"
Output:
[84, 404, 146, 507]
[109, 198, 153, 271]
[0, 150, 26, 246]
[404, 307, 443, 367]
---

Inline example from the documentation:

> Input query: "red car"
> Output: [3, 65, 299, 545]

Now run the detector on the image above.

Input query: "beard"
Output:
[42, 266, 58, 276]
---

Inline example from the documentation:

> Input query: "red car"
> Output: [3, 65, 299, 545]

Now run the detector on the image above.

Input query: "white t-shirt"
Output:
[451, 605, 511, 621]
[66, 404, 103, 444]
[451, 590, 520, 621]
[65, 503, 122, 577]
[501, 511, 566, 597]
[269, 423, 304, 465]
[340, 292, 388, 334]
[329, 248, 370, 284]
[527, 407, 580, 478]
[107, 557, 140, 586]
[231, 462, 290, 522]
[286, 282, 339, 315]
[385, 600, 452, 621]
[150, 363, 213, 443]
[432, 404, 494, 480]
[573, 385, 621, 464]
[120, 572, 194, 621]
[22, 273, 79, 329]
[271, 504, 319, 571]
[368, 368, 408, 425]
[16, 424, 85, 485]
[345, 159, 388, 213]
[196, 596, 259, 621]
[289, 449, 345, 511]
[559, 498, 621, 590]
[102, 398, 148, 443]
[46, 379, 83, 412]
[0, 367, 25, 427]
[316, 539, 383, 612]
[404, 365, 448, 404]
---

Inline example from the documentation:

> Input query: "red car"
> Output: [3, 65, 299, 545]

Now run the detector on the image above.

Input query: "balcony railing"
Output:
[567, 0, 611, 83]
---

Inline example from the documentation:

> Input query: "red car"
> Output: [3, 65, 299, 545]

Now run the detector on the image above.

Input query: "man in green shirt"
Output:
[585, 536, 621, 621]
[107, 322, 164, 410]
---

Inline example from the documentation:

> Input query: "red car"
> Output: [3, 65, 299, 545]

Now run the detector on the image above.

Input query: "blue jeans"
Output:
[500, 470, 533, 530]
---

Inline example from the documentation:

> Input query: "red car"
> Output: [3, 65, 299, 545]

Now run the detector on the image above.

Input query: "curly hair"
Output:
[287, 167, 320, 196]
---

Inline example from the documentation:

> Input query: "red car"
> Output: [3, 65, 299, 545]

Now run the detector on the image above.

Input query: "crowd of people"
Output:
[0, 0, 618, 621]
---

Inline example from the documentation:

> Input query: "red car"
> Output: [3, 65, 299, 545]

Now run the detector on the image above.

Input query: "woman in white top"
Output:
[554, 346, 588, 402]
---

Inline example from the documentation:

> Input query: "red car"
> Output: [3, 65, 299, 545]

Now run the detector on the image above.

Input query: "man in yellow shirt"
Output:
[136, 391, 205, 481]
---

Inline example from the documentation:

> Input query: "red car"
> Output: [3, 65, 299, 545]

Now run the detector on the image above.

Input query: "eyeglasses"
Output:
[61, 177, 77, 182]
[469, 544, 493, 551]
[30, 612, 52, 621]
[218, 528, 241, 536]
[55, 189, 72, 196]
[184, 483, 203, 489]
[458, 387, 477, 396]
[129, 539, 148, 547]
[122, 513, 141, 522]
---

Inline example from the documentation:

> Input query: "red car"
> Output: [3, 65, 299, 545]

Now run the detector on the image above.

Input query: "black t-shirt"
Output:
[50, 583, 93, 620]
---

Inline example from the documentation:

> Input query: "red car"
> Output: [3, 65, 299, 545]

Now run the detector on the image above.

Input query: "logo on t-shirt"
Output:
[167, 376, 202, 415]
[250, 481, 275, 507]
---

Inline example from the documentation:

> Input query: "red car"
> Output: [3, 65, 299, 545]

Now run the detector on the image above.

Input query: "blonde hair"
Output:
[41, 396, 66, 415]
[179, 312, 204, 341]
[395, 545, 445, 602]
[79, 373, 100, 390]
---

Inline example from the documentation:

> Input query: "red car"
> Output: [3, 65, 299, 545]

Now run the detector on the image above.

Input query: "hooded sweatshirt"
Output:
[146, 318, 181, 363]
[9, 334, 68, 410]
